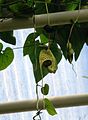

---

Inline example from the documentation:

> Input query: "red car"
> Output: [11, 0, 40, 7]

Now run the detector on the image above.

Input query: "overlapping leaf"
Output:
[23, 32, 62, 82]
[0, 44, 14, 70]
[23, 32, 49, 83]
[71, 27, 85, 60]
[0, 31, 16, 45]
[44, 98, 57, 115]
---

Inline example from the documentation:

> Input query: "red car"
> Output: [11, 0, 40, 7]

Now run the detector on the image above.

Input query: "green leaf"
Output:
[0, 47, 14, 70]
[9, 2, 34, 18]
[41, 84, 49, 95]
[71, 27, 85, 60]
[27, 0, 34, 7]
[45, 0, 51, 3]
[23, 32, 62, 82]
[56, 26, 69, 59]
[50, 42, 62, 64]
[23, 32, 49, 83]
[0, 42, 3, 52]
[56, 23, 88, 61]
[65, 0, 80, 11]
[23, 32, 39, 56]
[0, 0, 4, 4]
[0, 31, 16, 45]
[44, 98, 57, 116]
[66, 3, 78, 11]
[40, 34, 48, 44]
[32, 41, 49, 83]
[86, 38, 88, 45]
[78, 23, 88, 46]
[35, 2, 46, 14]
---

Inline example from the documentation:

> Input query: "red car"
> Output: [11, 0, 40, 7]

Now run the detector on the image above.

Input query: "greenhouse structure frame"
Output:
[0, 9, 88, 114]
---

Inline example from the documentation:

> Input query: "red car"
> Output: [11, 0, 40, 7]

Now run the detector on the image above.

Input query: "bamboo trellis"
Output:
[0, 94, 88, 114]
[0, 9, 88, 32]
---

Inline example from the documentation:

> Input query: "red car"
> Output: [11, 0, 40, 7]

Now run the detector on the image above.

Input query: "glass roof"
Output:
[0, 29, 88, 120]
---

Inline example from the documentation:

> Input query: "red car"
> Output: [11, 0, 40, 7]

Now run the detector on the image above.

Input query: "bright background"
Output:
[0, 29, 88, 120]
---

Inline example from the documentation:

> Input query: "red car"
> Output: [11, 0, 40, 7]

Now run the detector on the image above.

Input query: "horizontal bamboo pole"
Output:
[0, 94, 88, 114]
[0, 9, 88, 32]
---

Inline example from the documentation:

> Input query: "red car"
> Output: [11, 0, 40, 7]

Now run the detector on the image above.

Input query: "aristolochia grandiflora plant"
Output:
[0, 0, 88, 118]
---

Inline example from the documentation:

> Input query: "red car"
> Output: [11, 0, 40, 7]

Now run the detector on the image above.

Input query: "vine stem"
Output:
[71, 63, 77, 77]
[33, 1, 45, 115]
[34, 29, 39, 111]
[45, 2, 50, 25]
[40, 65, 45, 109]
[36, 84, 39, 111]
[45, 2, 51, 50]
[67, 0, 81, 78]
[36, 2, 50, 111]
[33, 3, 40, 111]
[67, 1, 81, 43]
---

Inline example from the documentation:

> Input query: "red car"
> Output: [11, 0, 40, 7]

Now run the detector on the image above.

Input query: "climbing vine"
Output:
[0, 0, 88, 118]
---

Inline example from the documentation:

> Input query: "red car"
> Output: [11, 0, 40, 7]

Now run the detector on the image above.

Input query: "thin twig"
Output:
[45, 3, 50, 25]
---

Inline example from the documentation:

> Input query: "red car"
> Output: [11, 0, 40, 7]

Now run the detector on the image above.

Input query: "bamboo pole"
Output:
[0, 94, 88, 114]
[0, 9, 88, 32]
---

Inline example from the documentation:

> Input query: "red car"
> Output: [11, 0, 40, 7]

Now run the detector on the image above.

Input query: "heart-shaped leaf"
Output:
[23, 32, 39, 56]
[0, 47, 14, 70]
[44, 98, 57, 116]
[41, 84, 49, 95]
[71, 27, 85, 61]
[23, 32, 49, 83]
[9, 2, 35, 18]
[30, 41, 49, 83]
[50, 42, 62, 67]
[23, 32, 62, 82]
[0, 31, 16, 45]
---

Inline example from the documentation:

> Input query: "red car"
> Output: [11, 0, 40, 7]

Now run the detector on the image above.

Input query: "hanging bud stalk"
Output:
[67, 41, 74, 63]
